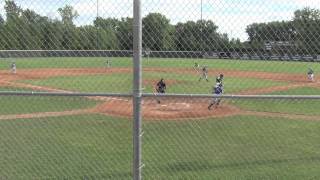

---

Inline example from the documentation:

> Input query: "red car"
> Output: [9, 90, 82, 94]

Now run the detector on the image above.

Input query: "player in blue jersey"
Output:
[208, 82, 223, 110]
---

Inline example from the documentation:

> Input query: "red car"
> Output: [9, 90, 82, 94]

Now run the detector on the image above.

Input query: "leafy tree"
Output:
[58, 5, 79, 26]
[4, 0, 21, 22]
[0, 15, 4, 25]
[3, 0, 22, 49]
[116, 17, 133, 50]
[0, 15, 5, 49]
[93, 17, 119, 49]
[293, 7, 320, 54]
[142, 13, 171, 51]
[174, 20, 225, 51]
[58, 5, 80, 49]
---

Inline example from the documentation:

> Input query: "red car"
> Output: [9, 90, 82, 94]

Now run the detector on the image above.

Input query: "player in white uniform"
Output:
[11, 62, 16, 74]
[307, 68, 315, 82]
[198, 66, 209, 82]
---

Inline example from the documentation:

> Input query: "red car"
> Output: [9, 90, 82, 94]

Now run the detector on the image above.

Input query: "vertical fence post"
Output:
[133, 0, 142, 180]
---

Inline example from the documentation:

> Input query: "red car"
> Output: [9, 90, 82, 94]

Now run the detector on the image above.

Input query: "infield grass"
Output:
[21, 73, 286, 94]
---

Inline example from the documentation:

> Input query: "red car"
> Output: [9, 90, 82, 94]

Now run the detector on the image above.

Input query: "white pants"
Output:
[308, 73, 314, 81]
[11, 67, 16, 74]
[211, 94, 222, 104]
[200, 73, 208, 80]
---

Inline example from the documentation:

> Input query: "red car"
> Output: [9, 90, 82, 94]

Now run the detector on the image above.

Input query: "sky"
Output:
[1, 0, 320, 41]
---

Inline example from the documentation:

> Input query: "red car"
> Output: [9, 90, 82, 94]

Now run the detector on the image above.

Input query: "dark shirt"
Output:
[156, 80, 166, 93]
[216, 76, 223, 83]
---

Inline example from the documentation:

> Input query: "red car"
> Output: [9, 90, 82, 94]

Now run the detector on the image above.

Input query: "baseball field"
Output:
[1, 57, 320, 179]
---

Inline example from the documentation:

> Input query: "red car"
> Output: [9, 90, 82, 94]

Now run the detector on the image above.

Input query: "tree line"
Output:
[0, 0, 239, 51]
[0, 0, 319, 55]
[246, 7, 320, 55]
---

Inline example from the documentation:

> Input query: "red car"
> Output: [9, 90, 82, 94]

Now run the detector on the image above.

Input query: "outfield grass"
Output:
[0, 96, 98, 115]
[1, 57, 320, 74]
[1, 114, 320, 179]
[0, 57, 132, 69]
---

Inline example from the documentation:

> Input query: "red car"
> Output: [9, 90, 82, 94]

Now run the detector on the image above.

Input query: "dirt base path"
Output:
[0, 67, 319, 121]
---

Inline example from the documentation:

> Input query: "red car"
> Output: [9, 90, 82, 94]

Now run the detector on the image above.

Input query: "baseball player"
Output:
[155, 78, 166, 104]
[208, 82, 223, 110]
[11, 62, 16, 74]
[307, 67, 315, 82]
[193, 62, 200, 72]
[216, 73, 224, 84]
[106, 59, 111, 69]
[198, 66, 209, 82]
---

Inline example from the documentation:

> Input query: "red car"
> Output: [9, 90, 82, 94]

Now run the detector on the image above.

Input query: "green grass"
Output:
[0, 86, 31, 91]
[1, 57, 320, 74]
[21, 74, 133, 93]
[142, 115, 320, 179]
[21, 72, 286, 94]
[0, 114, 132, 179]
[0, 57, 132, 69]
[270, 86, 320, 95]
[2, 115, 320, 179]
[234, 87, 320, 115]
[143, 72, 286, 94]
[0, 96, 98, 115]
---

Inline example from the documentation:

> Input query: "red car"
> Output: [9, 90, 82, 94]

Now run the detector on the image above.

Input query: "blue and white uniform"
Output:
[208, 83, 223, 110]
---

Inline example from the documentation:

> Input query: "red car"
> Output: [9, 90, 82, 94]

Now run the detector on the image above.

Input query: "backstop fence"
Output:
[1, 0, 320, 179]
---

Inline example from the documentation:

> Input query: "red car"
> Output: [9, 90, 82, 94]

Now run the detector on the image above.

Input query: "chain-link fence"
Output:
[1, 0, 320, 179]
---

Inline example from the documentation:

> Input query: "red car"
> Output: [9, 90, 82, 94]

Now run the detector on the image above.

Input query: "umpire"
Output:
[155, 78, 166, 103]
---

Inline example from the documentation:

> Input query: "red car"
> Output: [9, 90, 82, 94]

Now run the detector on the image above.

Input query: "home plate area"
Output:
[140, 98, 241, 120]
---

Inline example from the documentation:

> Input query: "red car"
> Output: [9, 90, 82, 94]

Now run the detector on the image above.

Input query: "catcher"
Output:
[208, 82, 223, 110]
[155, 78, 166, 104]
[198, 66, 209, 82]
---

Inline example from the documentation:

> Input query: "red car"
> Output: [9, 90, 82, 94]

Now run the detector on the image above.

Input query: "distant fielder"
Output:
[193, 62, 200, 72]
[307, 67, 314, 82]
[155, 78, 166, 104]
[106, 59, 111, 69]
[208, 82, 224, 110]
[11, 62, 16, 74]
[198, 66, 209, 82]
